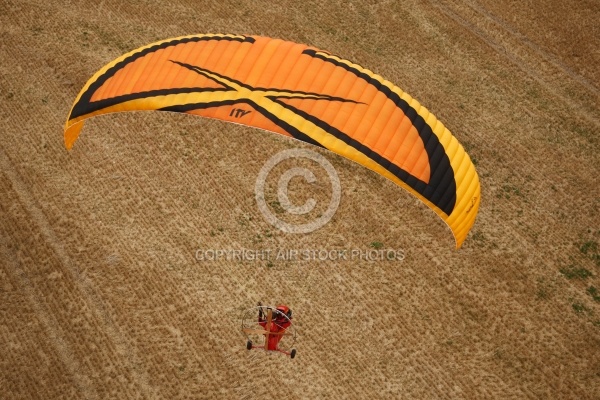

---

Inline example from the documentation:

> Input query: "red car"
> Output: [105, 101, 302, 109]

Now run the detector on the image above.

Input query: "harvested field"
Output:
[1, 0, 599, 398]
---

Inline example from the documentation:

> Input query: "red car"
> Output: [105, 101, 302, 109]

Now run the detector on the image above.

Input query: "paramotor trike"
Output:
[241, 305, 297, 359]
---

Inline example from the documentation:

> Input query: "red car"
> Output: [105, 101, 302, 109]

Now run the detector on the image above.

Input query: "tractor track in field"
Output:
[0, 227, 99, 400]
[430, 0, 599, 127]
[459, 0, 598, 96]
[0, 146, 157, 399]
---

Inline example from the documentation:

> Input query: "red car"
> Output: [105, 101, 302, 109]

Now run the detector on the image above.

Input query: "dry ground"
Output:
[1, 0, 599, 398]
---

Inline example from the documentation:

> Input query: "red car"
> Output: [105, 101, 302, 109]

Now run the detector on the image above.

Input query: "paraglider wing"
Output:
[64, 33, 480, 247]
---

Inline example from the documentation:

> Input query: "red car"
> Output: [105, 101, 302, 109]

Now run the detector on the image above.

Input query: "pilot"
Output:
[257, 303, 292, 351]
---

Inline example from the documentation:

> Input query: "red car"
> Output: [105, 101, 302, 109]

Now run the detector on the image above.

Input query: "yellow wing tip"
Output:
[452, 193, 481, 249]
[455, 237, 464, 250]
[64, 120, 84, 150]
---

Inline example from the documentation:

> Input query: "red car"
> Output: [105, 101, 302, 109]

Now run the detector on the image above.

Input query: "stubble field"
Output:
[1, 0, 599, 398]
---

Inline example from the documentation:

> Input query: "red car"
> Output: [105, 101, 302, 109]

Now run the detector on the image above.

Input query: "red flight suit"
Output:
[259, 315, 291, 350]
